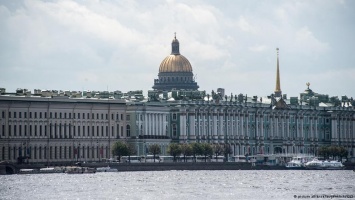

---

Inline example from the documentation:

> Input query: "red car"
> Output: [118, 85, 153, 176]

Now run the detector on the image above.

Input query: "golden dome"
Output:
[159, 54, 193, 73]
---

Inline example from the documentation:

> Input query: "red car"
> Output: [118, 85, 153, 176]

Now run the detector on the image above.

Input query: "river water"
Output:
[1, 170, 354, 200]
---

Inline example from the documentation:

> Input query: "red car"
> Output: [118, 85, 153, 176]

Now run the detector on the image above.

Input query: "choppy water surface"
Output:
[1, 170, 354, 200]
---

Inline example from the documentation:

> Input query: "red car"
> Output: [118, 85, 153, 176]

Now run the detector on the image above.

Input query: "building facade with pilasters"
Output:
[0, 93, 354, 163]
[0, 96, 128, 164]
[1, 37, 354, 164]
[169, 101, 354, 157]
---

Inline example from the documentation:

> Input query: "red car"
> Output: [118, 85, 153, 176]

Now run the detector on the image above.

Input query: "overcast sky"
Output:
[0, 0, 354, 98]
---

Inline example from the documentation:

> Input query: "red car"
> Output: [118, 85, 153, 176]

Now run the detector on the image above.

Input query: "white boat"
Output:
[65, 167, 96, 174]
[19, 169, 38, 174]
[304, 158, 324, 169]
[96, 166, 118, 172]
[322, 160, 345, 170]
[39, 167, 64, 173]
[285, 156, 312, 169]
[304, 158, 344, 170]
[285, 160, 303, 169]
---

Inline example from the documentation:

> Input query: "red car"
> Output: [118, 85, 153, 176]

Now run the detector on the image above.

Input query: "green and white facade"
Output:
[0, 36, 354, 164]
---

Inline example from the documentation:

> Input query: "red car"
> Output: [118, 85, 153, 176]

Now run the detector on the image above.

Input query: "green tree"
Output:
[111, 141, 128, 162]
[191, 143, 203, 162]
[318, 146, 329, 159]
[338, 146, 348, 162]
[127, 143, 137, 163]
[201, 143, 213, 162]
[148, 144, 161, 162]
[212, 144, 224, 162]
[180, 143, 193, 162]
[168, 143, 181, 162]
[224, 144, 233, 162]
[328, 145, 339, 160]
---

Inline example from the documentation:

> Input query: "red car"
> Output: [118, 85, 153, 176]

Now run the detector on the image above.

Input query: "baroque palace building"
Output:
[0, 35, 354, 164]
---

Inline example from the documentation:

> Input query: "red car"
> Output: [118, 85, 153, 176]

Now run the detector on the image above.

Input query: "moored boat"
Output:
[285, 161, 304, 169]
[65, 167, 96, 174]
[19, 169, 38, 174]
[322, 160, 345, 170]
[304, 158, 344, 170]
[96, 166, 118, 172]
[39, 167, 64, 173]
[285, 156, 313, 169]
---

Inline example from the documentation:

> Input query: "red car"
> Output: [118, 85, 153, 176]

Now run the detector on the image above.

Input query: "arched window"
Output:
[69, 124, 72, 138]
[59, 146, 62, 159]
[91, 147, 95, 159]
[87, 146, 90, 159]
[44, 146, 47, 159]
[34, 146, 37, 159]
[50, 147, 53, 159]
[54, 147, 57, 159]
[140, 125, 143, 135]
[172, 124, 177, 137]
[64, 124, 67, 138]
[59, 124, 63, 138]
[2, 147, 5, 160]
[126, 125, 131, 137]
[38, 147, 42, 159]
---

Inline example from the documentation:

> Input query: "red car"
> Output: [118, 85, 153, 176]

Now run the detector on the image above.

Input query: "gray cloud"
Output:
[0, 0, 354, 98]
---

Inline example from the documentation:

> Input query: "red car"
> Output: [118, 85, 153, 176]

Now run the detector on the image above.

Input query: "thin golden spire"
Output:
[274, 48, 282, 97]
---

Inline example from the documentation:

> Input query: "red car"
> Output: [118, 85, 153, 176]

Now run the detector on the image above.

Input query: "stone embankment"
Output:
[93, 162, 256, 171]
[1, 162, 355, 174]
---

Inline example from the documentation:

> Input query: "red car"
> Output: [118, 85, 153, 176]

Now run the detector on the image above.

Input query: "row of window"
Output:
[159, 76, 193, 83]
[138, 114, 168, 121]
[2, 124, 131, 138]
[1, 146, 110, 161]
[189, 116, 331, 124]
[1, 111, 128, 121]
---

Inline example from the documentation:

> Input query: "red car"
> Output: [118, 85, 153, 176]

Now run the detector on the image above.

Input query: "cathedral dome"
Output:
[152, 33, 199, 91]
[159, 54, 193, 73]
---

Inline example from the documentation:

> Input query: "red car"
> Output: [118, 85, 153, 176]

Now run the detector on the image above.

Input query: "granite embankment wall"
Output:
[95, 162, 256, 171]
[1, 162, 355, 175]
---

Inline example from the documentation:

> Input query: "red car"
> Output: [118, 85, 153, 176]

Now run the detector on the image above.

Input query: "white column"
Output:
[271, 116, 275, 138]
[189, 114, 195, 137]
[246, 114, 249, 138]
[280, 115, 286, 138]
[274, 116, 280, 137]
[148, 114, 151, 135]
[286, 115, 290, 139]
[240, 114, 244, 137]
[331, 118, 335, 140]
[213, 114, 217, 139]
[261, 115, 264, 138]
[235, 113, 241, 137]
[219, 114, 223, 139]
[255, 113, 260, 138]
[300, 116, 304, 139]
[145, 114, 148, 135]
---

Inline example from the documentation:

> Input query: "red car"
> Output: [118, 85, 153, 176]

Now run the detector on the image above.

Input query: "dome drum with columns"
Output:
[153, 34, 199, 91]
